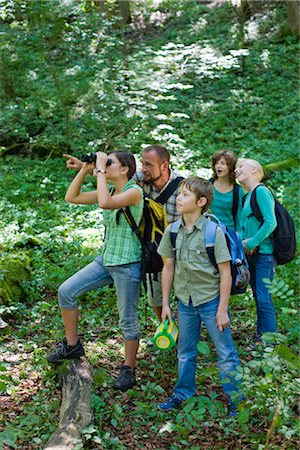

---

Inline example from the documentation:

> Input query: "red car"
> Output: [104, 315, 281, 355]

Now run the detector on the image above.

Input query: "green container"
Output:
[152, 319, 178, 350]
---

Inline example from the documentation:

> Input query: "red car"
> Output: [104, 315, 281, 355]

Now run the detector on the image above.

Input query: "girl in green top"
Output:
[235, 158, 277, 350]
[209, 150, 244, 231]
[47, 151, 144, 392]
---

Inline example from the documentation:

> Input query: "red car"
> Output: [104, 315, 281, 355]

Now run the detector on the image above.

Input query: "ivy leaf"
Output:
[197, 341, 210, 356]
[237, 408, 250, 424]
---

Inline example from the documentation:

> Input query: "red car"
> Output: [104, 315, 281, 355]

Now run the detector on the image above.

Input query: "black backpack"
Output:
[170, 214, 250, 295]
[209, 178, 241, 230]
[119, 177, 184, 292]
[245, 185, 296, 265]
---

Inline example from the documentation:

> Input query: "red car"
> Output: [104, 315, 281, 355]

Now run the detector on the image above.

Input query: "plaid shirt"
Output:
[134, 169, 183, 224]
[102, 179, 143, 266]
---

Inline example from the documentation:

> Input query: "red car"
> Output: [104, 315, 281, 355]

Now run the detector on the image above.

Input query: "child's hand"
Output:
[63, 154, 83, 171]
[242, 239, 255, 255]
[96, 152, 108, 171]
[161, 305, 172, 324]
[216, 310, 230, 332]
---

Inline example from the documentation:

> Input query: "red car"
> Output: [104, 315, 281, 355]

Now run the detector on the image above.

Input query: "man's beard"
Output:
[143, 172, 162, 184]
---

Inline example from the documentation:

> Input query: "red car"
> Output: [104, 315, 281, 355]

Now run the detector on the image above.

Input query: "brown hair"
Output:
[211, 150, 237, 184]
[109, 151, 136, 180]
[179, 177, 213, 212]
[143, 145, 170, 163]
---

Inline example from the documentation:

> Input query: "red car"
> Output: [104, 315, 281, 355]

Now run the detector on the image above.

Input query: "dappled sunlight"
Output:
[150, 42, 245, 80]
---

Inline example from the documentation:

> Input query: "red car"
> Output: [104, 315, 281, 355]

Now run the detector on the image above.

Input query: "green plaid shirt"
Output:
[102, 179, 143, 266]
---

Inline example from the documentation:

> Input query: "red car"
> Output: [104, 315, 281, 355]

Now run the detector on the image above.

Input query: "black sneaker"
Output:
[114, 365, 136, 391]
[46, 338, 85, 363]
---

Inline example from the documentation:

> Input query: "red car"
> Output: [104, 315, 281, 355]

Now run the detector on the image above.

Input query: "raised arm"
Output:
[65, 163, 98, 204]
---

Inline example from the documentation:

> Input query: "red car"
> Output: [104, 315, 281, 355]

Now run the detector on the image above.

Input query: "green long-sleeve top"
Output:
[210, 185, 244, 231]
[240, 185, 277, 254]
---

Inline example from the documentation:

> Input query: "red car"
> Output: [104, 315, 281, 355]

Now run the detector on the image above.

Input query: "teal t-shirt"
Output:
[240, 185, 277, 254]
[210, 185, 244, 231]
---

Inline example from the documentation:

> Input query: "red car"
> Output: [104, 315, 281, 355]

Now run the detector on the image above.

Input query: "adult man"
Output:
[64, 145, 183, 321]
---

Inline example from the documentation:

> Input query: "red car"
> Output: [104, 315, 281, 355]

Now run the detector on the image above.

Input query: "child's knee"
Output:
[58, 283, 77, 309]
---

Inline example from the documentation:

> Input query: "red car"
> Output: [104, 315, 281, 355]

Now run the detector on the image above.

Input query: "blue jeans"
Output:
[58, 255, 142, 340]
[173, 297, 241, 401]
[247, 254, 276, 334]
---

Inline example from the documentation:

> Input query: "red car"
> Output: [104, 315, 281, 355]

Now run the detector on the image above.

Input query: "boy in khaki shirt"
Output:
[157, 177, 241, 416]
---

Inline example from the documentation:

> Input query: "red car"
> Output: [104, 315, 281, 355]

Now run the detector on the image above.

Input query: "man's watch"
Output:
[97, 169, 106, 174]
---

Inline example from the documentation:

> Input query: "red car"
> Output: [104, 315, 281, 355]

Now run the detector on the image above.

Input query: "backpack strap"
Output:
[249, 184, 264, 223]
[120, 207, 146, 250]
[155, 176, 184, 205]
[232, 183, 240, 228]
[204, 219, 218, 270]
[170, 220, 181, 250]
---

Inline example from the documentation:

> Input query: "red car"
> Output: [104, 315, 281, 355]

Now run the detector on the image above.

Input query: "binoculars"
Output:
[82, 153, 112, 166]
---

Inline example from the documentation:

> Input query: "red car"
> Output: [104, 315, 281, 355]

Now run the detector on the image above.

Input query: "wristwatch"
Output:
[97, 169, 106, 174]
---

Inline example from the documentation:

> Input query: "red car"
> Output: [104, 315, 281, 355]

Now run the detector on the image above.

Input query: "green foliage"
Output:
[0, 1, 299, 449]
[0, 0, 298, 164]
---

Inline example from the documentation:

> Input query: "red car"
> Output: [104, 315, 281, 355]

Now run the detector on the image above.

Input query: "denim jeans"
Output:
[247, 253, 276, 334]
[173, 297, 241, 401]
[58, 255, 142, 340]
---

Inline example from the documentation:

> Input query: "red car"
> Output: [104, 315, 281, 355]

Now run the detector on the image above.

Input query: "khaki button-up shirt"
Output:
[158, 215, 231, 306]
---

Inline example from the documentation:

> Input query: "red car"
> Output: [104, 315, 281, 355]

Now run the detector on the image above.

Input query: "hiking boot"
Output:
[246, 333, 262, 351]
[46, 338, 85, 364]
[114, 365, 136, 391]
[159, 395, 182, 411]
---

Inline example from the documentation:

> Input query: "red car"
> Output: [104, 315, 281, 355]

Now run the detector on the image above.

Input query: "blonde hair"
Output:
[236, 158, 264, 181]
[179, 177, 213, 212]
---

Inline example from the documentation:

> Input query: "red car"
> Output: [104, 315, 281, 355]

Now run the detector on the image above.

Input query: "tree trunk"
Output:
[287, 0, 300, 34]
[118, 0, 131, 25]
[44, 358, 93, 450]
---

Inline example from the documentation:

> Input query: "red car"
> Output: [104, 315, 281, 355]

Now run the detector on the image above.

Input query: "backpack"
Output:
[170, 214, 250, 295]
[209, 178, 242, 230]
[244, 184, 296, 265]
[118, 177, 184, 292]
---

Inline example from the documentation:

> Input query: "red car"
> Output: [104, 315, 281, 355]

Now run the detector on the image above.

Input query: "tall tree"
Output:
[287, 0, 300, 34]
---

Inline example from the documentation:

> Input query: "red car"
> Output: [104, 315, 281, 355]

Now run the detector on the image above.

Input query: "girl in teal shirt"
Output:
[209, 150, 244, 231]
[235, 158, 277, 349]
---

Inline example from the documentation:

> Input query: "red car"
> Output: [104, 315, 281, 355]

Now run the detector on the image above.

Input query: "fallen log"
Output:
[44, 357, 93, 450]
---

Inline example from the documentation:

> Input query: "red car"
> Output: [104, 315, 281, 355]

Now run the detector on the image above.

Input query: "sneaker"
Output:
[46, 338, 85, 363]
[228, 400, 238, 418]
[114, 365, 136, 391]
[159, 395, 182, 411]
[246, 333, 262, 351]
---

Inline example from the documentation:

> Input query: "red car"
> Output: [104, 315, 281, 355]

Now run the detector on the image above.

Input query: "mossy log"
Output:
[44, 358, 93, 450]
[263, 157, 299, 177]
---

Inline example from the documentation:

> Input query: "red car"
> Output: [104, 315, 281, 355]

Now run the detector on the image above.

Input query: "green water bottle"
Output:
[152, 319, 178, 350]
